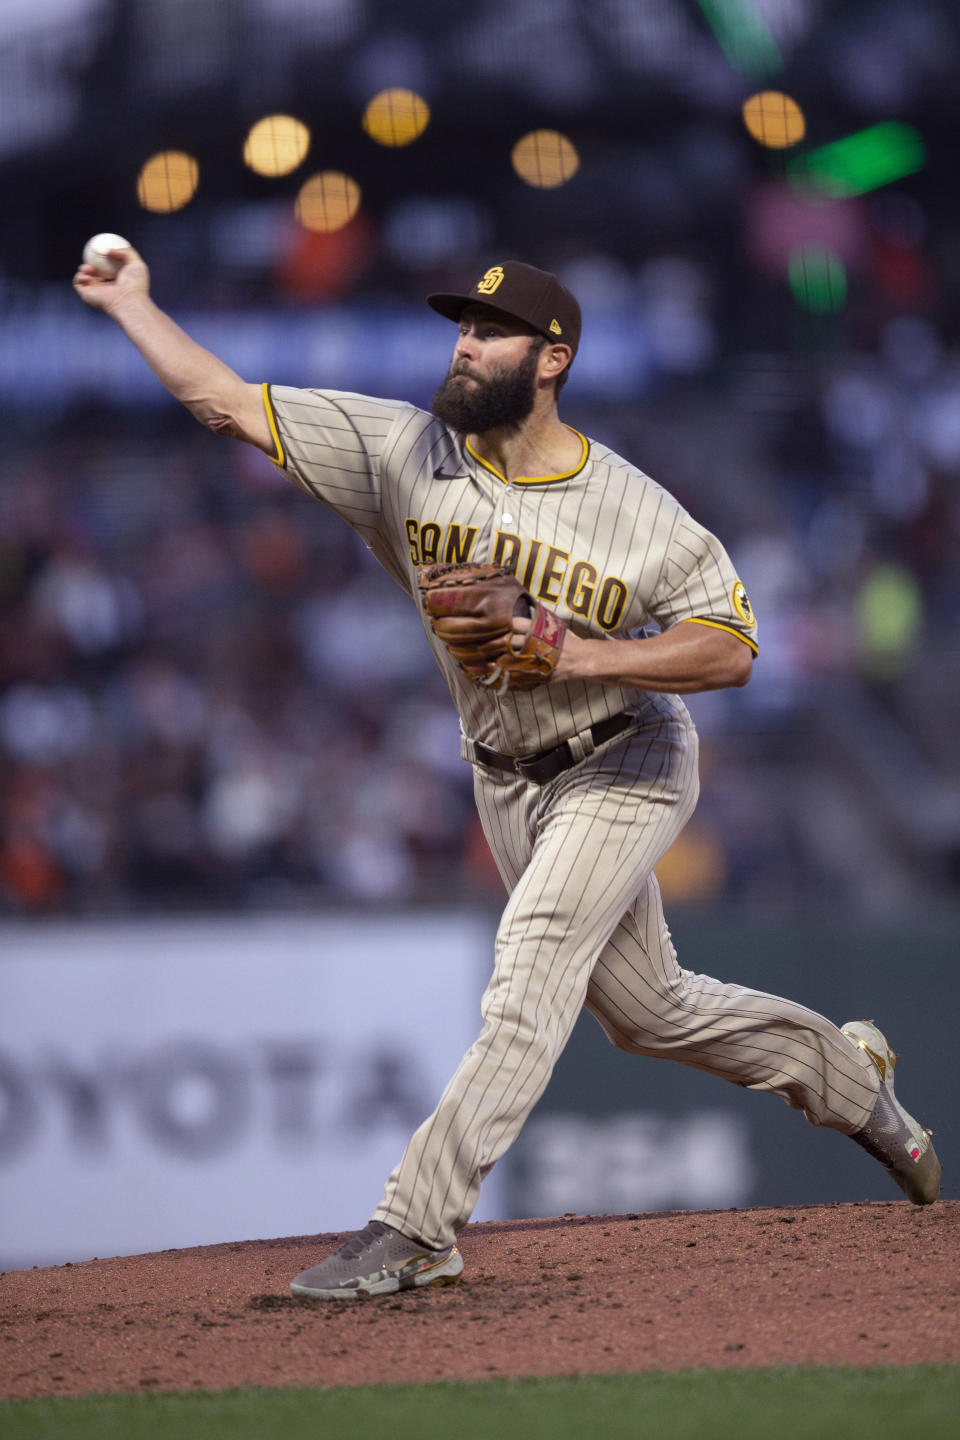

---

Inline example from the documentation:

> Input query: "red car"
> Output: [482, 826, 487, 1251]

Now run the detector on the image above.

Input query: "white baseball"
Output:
[82, 233, 130, 278]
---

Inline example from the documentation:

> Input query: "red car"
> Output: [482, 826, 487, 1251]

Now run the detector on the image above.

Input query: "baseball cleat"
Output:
[842, 1019, 941, 1206]
[289, 1219, 463, 1300]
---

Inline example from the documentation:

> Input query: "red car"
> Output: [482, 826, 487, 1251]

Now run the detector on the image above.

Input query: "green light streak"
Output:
[695, 0, 782, 78]
[788, 245, 847, 314]
[787, 122, 925, 199]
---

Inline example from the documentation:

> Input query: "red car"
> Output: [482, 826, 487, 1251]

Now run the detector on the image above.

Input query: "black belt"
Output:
[473, 712, 636, 786]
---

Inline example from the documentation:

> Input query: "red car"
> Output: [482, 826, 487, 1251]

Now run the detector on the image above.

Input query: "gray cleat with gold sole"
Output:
[290, 1219, 463, 1300]
[842, 1019, 941, 1206]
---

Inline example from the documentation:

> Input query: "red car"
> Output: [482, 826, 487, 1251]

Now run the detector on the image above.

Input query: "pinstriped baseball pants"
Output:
[373, 712, 879, 1250]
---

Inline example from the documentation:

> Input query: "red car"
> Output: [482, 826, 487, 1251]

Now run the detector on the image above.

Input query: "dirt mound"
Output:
[2, 1201, 957, 1399]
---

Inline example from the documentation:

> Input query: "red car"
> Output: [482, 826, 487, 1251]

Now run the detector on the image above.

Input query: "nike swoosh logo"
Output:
[433, 468, 466, 479]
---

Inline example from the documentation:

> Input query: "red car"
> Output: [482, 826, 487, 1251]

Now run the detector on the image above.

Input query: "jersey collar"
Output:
[465, 427, 589, 486]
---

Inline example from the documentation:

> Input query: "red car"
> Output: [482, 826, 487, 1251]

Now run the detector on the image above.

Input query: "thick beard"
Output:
[431, 344, 540, 435]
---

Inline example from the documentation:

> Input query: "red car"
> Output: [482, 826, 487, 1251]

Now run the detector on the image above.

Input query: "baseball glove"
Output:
[418, 562, 566, 694]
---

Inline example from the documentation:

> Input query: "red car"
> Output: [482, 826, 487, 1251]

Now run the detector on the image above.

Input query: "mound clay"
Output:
[2, 1201, 958, 1399]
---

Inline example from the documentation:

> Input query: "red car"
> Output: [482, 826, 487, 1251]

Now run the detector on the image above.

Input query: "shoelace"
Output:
[338, 1220, 391, 1259]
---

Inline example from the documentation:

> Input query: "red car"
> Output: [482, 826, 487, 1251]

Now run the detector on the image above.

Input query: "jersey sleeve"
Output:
[647, 508, 758, 655]
[263, 384, 413, 545]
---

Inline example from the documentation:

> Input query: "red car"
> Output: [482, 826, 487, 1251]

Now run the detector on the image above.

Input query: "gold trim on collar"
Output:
[465, 427, 589, 486]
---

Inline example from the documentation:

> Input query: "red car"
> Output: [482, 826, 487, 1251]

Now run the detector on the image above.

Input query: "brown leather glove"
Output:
[418, 562, 566, 694]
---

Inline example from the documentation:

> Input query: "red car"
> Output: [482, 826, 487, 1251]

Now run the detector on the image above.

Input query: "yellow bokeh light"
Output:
[243, 114, 310, 177]
[136, 150, 198, 211]
[362, 88, 430, 147]
[742, 91, 806, 149]
[511, 130, 580, 189]
[295, 172, 362, 233]
[136, 151, 199, 213]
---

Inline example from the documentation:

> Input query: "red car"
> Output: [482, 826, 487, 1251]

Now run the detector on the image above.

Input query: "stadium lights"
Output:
[742, 91, 805, 149]
[136, 151, 199, 213]
[295, 172, 362, 232]
[243, 115, 311, 177]
[787, 122, 925, 199]
[362, 89, 430, 148]
[511, 130, 579, 189]
[788, 244, 847, 314]
[695, 0, 782, 79]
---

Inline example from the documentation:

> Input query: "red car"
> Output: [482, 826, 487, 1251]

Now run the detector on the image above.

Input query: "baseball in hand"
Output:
[82, 233, 130, 278]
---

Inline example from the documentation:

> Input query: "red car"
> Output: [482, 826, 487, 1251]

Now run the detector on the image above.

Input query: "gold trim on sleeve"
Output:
[681, 616, 759, 655]
[262, 382, 286, 469]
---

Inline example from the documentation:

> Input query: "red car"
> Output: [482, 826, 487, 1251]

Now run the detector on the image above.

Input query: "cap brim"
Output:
[426, 293, 474, 322]
[426, 293, 547, 338]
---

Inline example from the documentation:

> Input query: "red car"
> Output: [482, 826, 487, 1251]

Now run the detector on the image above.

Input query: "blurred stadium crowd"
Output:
[0, 414, 480, 913]
[3, 314, 958, 918]
[1, 0, 959, 917]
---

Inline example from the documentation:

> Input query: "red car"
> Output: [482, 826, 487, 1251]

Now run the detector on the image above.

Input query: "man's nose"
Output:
[454, 330, 476, 360]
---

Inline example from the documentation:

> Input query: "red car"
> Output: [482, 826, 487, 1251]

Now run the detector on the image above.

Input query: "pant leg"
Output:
[373, 714, 698, 1248]
[584, 877, 877, 1132]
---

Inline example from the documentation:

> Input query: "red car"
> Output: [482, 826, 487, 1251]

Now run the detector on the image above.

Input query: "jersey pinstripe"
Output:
[265, 384, 759, 756]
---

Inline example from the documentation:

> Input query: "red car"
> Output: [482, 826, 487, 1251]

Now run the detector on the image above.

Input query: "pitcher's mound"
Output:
[2, 1201, 957, 1399]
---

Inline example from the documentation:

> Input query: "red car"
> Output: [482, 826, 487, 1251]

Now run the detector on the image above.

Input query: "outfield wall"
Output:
[507, 913, 957, 1218]
[0, 912, 501, 1269]
[1, 910, 955, 1269]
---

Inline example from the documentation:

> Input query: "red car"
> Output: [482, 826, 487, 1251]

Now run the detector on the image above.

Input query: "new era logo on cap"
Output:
[427, 261, 582, 355]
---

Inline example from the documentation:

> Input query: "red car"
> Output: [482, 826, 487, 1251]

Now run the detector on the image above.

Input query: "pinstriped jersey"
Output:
[264, 383, 758, 756]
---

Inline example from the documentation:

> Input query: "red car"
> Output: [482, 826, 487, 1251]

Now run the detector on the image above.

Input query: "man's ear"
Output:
[541, 344, 573, 382]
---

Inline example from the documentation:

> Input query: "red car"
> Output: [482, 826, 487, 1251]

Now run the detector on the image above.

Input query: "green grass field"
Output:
[2, 1367, 958, 1440]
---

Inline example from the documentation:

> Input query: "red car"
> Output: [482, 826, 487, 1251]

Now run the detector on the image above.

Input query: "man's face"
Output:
[431, 306, 544, 434]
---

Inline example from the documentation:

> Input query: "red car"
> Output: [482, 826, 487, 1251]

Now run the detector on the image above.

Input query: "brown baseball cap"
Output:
[427, 261, 581, 355]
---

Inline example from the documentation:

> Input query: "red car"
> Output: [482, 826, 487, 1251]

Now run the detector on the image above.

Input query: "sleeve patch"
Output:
[732, 580, 755, 627]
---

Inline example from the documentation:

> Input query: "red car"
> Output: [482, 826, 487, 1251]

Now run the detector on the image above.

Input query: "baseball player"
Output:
[74, 249, 941, 1300]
